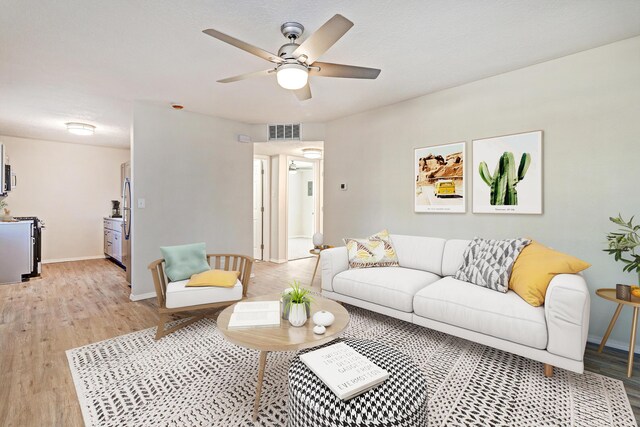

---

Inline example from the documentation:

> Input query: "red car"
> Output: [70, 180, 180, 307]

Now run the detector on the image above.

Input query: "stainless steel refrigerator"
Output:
[121, 162, 132, 283]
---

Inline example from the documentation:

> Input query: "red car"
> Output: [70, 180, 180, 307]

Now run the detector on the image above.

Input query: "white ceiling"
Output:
[1, 1, 639, 148]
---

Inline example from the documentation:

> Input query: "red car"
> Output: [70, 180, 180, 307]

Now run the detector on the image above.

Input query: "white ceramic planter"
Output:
[288, 303, 307, 327]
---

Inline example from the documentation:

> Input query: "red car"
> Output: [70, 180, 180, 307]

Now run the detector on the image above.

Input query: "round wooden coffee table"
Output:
[217, 293, 350, 420]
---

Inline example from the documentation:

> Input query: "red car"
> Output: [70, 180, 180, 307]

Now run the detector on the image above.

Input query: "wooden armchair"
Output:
[148, 253, 254, 340]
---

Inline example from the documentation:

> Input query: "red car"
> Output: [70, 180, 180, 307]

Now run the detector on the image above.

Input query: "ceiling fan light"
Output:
[66, 122, 95, 136]
[276, 63, 308, 90]
[302, 148, 322, 159]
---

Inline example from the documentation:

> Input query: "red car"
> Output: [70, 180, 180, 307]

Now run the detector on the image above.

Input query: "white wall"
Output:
[1, 135, 129, 262]
[131, 102, 253, 298]
[268, 154, 289, 263]
[323, 37, 640, 348]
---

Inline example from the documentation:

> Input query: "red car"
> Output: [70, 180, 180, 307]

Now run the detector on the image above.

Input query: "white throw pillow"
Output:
[343, 229, 400, 269]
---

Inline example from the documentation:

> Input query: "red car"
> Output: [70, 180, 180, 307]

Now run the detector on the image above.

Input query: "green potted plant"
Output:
[604, 214, 640, 285]
[285, 280, 312, 327]
[0, 199, 10, 222]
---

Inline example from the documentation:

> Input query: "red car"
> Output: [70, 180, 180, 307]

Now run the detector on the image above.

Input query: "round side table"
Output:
[309, 245, 334, 286]
[287, 338, 428, 427]
[596, 288, 640, 377]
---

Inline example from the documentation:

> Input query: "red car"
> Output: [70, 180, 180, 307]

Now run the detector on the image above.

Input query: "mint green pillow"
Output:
[160, 243, 210, 282]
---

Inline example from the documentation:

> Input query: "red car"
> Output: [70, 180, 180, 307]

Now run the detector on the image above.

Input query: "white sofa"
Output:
[321, 234, 590, 375]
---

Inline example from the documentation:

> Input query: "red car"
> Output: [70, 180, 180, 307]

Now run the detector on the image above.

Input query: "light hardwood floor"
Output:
[0, 257, 638, 425]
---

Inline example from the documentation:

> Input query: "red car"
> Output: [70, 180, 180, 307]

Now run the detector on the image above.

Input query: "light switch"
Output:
[137, 198, 146, 209]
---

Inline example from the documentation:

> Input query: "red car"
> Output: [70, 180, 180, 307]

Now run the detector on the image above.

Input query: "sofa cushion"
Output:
[186, 269, 240, 287]
[165, 278, 243, 309]
[160, 242, 210, 282]
[454, 237, 530, 292]
[413, 276, 547, 349]
[333, 267, 441, 312]
[390, 234, 446, 276]
[344, 229, 400, 269]
[441, 239, 471, 276]
[509, 241, 591, 307]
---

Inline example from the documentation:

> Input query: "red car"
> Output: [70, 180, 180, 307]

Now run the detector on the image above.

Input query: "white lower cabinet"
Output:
[103, 218, 123, 263]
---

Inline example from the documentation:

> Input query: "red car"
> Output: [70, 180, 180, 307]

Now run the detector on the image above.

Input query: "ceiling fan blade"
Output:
[294, 83, 312, 101]
[293, 14, 353, 64]
[311, 62, 381, 79]
[217, 68, 275, 83]
[203, 28, 284, 64]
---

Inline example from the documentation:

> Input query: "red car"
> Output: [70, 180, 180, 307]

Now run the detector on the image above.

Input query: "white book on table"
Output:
[227, 301, 281, 328]
[299, 342, 389, 400]
[233, 301, 280, 313]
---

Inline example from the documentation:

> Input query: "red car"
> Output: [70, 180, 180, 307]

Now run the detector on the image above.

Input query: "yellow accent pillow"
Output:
[509, 241, 591, 306]
[186, 269, 240, 288]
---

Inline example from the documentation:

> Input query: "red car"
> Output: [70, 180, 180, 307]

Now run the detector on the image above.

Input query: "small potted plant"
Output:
[0, 199, 11, 222]
[604, 214, 640, 287]
[285, 280, 312, 327]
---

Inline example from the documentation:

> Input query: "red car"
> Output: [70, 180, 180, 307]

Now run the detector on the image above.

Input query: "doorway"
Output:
[252, 156, 270, 261]
[287, 159, 319, 260]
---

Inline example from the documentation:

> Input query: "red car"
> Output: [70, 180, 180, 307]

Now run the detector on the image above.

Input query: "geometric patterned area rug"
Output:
[67, 305, 637, 427]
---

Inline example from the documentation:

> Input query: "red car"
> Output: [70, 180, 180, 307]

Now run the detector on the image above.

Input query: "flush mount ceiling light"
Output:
[288, 160, 298, 174]
[276, 63, 309, 90]
[302, 148, 322, 159]
[65, 122, 95, 136]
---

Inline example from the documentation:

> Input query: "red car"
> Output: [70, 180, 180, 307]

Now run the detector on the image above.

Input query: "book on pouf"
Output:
[299, 342, 389, 400]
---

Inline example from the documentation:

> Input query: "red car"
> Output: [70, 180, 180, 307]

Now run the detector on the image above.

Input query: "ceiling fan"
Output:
[202, 14, 381, 101]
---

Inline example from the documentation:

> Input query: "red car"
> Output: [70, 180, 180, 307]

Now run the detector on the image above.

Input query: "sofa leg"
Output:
[544, 364, 553, 377]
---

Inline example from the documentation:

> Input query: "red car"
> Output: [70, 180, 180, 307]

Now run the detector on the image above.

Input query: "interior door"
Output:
[253, 159, 264, 260]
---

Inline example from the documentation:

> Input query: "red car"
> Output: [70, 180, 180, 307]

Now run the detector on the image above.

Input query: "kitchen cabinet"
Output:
[104, 218, 123, 264]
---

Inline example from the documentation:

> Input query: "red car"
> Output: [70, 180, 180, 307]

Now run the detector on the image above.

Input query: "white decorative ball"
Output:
[312, 310, 335, 327]
[313, 232, 324, 247]
[313, 324, 326, 335]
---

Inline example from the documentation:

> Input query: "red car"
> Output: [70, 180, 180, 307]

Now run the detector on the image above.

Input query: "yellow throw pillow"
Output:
[186, 269, 239, 288]
[509, 241, 591, 306]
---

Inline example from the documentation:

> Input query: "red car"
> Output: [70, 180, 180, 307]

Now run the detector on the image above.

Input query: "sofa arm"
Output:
[321, 247, 349, 292]
[544, 274, 590, 361]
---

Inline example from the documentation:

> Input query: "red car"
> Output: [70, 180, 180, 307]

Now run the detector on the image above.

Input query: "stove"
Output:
[13, 216, 44, 279]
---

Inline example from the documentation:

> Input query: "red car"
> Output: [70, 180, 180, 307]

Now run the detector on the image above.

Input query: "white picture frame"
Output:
[414, 142, 466, 213]
[472, 130, 543, 214]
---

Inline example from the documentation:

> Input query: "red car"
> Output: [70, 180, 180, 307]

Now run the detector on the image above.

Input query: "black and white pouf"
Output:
[287, 338, 429, 427]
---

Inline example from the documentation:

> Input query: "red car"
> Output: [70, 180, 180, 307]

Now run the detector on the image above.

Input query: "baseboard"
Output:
[130, 291, 156, 301]
[587, 334, 635, 353]
[42, 255, 106, 264]
[269, 258, 288, 264]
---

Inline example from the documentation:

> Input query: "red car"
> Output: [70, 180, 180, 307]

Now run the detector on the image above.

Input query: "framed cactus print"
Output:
[472, 131, 542, 214]
[414, 142, 466, 213]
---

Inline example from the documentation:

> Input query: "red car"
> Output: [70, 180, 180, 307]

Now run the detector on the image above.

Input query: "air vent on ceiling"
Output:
[268, 123, 301, 141]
